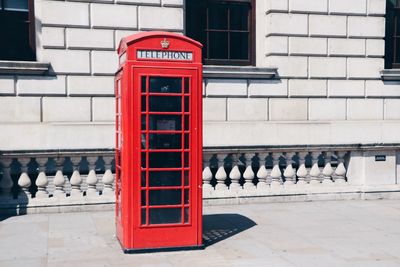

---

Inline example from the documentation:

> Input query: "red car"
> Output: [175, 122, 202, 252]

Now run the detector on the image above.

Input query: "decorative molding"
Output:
[381, 69, 400, 81]
[0, 60, 51, 75]
[203, 65, 278, 79]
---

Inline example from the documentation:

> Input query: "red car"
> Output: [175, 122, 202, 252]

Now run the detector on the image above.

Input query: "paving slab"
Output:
[1, 200, 400, 267]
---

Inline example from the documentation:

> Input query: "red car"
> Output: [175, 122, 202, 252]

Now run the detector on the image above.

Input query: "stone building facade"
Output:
[0, 0, 400, 210]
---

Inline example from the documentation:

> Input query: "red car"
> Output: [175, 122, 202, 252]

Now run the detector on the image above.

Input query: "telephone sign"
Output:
[115, 32, 203, 253]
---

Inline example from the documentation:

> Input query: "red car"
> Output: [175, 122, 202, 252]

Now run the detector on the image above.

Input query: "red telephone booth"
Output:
[115, 32, 203, 253]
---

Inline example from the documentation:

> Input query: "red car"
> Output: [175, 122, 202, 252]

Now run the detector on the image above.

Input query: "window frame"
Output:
[185, 0, 255, 66]
[385, 0, 400, 69]
[0, 0, 36, 61]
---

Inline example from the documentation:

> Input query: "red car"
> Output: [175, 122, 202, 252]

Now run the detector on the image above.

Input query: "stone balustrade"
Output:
[1, 145, 399, 213]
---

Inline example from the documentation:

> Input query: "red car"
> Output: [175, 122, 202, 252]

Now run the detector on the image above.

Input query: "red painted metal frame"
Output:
[115, 32, 203, 252]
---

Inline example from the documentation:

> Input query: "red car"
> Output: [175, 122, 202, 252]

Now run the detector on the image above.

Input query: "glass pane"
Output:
[208, 4, 228, 30]
[149, 115, 182, 131]
[149, 152, 181, 168]
[149, 208, 182, 225]
[149, 77, 182, 93]
[149, 171, 182, 187]
[230, 4, 249, 30]
[141, 76, 146, 92]
[141, 190, 147, 206]
[4, 0, 28, 11]
[141, 133, 146, 149]
[141, 95, 146, 112]
[184, 171, 189, 186]
[141, 115, 146, 130]
[184, 115, 189, 131]
[184, 78, 190, 93]
[184, 208, 189, 223]
[184, 134, 189, 149]
[230, 32, 249, 60]
[141, 171, 146, 187]
[149, 133, 181, 149]
[209, 32, 228, 59]
[184, 189, 189, 204]
[141, 208, 146, 225]
[184, 96, 189, 112]
[149, 189, 182, 205]
[141, 152, 147, 168]
[149, 96, 181, 112]
[184, 152, 189, 167]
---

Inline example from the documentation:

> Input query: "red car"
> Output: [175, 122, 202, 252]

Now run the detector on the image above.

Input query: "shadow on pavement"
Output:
[203, 213, 257, 247]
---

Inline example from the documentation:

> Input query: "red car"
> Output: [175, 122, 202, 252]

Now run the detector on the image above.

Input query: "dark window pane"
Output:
[209, 32, 228, 59]
[208, 4, 228, 30]
[184, 96, 189, 112]
[149, 96, 181, 112]
[141, 76, 146, 92]
[184, 115, 190, 131]
[184, 134, 189, 149]
[149, 134, 181, 149]
[141, 133, 146, 149]
[149, 189, 182, 205]
[4, 0, 28, 12]
[149, 208, 182, 225]
[230, 32, 249, 60]
[149, 152, 182, 168]
[184, 152, 189, 167]
[141, 152, 147, 168]
[141, 190, 147, 206]
[184, 78, 190, 93]
[141, 115, 146, 130]
[149, 115, 182, 131]
[141, 95, 146, 112]
[149, 77, 182, 93]
[184, 171, 189, 186]
[184, 189, 189, 204]
[141, 171, 146, 187]
[184, 208, 189, 223]
[149, 171, 182, 187]
[230, 4, 249, 30]
[141, 208, 146, 225]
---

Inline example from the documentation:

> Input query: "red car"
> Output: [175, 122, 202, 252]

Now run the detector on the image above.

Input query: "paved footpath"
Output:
[1, 200, 400, 267]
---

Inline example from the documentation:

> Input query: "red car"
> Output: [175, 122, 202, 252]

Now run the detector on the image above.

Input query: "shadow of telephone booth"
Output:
[115, 32, 203, 253]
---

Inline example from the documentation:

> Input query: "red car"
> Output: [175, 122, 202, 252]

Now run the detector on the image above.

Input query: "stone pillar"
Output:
[322, 152, 334, 185]
[53, 157, 66, 197]
[296, 152, 308, 185]
[215, 154, 228, 191]
[0, 158, 13, 198]
[243, 153, 255, 190]
[228, 154, 241, 191]
[202, 153, 213, 193]
[333, 151, 347, 184]
[17, 157, 32, 198]
[35, 157, 49, 198]
[270, 152, 282, 188]
[102, 156, 115, 195]
[86, 156, 99, 196]
[309, 151, 321, 185]
[256, 153, 269, 190]
[70, 156, 83, 197]
[283, 152, 296, 187]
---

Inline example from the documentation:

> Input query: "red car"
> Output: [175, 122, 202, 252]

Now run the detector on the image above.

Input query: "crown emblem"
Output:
[161, 38, 170, 49]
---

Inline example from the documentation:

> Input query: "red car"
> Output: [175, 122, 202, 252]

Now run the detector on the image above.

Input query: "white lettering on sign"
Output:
[137, 50, 193, 61]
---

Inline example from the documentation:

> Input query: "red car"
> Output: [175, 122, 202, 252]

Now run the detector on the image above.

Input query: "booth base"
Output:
[121, 244, 205, 254]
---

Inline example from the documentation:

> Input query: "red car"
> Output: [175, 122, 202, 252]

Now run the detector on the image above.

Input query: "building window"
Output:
[385, 0, 400, 69]
[0, 0, 36, 61]
[186, 0, 255, 66]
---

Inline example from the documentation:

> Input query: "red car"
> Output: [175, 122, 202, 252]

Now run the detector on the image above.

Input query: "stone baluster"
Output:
[35, 157, 49, 198]
[0, 158, 14, 198]
[256, 153, 269, 190]
[215, 154, 228, 191]
[70, 156, 83, 197]
[296, 152, 308, 185]
[270, 152, 282, 188]
[102, 156, 115, 195]
[202, 153, 213, 192]
[283, 152, 296, 187]
[53, 157, 66, 197]
[86, 156, 99, 196]
[243, 153, 256, 190]
[228, 154, 241, 191]
[309, 151, 321, 185]
[17, 157, 32, 198]
[322, 152, 334, 184]
[333, 151, 347, 184]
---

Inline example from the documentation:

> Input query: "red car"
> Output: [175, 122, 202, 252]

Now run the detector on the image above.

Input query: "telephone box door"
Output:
[132, 67, 202, 249]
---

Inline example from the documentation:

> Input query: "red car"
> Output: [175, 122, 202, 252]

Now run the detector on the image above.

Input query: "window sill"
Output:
[0, 60, 51, 75]
[381, 69, 400, 81]
[203, 65, 278, 80]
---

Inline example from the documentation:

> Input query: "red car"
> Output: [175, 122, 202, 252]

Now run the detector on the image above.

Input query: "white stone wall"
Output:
[0, 0, 399, 150]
